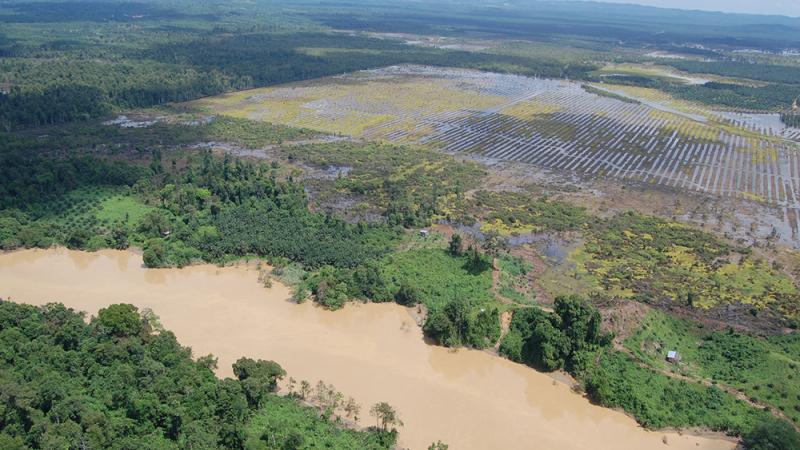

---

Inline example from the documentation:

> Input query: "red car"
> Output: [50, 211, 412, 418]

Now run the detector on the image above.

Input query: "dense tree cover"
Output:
[0, 57, 243, 130]
[142, 151, 400, 268]
[781, 113, 800, 128]
[742, 418, 800, 450]
[423, 296, 501, 349]
[0, 150, 147, 210]
[0, 2, 600, 131]
[0, 300, 394, 449]
[499, 296, 604, 371]
[296, 0, 800, 51]
[666, 60, 800, 86]
[212, 201, 396, 269]
[0, 138, 401, 269]
[670, 82, 799, 111]
[592, 72, 800, 112]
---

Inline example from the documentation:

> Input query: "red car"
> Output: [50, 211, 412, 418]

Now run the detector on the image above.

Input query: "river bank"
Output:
[0, 248, 737, 450]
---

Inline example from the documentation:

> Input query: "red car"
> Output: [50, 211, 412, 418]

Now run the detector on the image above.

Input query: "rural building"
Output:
[666, 351, 681, 363]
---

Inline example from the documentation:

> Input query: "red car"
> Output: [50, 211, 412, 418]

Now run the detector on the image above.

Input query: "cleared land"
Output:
[194, 65, 800, 237]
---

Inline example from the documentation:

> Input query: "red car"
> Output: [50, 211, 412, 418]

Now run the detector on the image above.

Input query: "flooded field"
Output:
[0, 248, 736, 450]
[194, 65, 800, 237]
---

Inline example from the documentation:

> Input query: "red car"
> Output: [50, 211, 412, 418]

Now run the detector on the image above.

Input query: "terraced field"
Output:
[195, 65, 800, 237]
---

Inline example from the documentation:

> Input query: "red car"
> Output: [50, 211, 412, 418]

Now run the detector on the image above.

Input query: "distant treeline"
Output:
[592, 71, 800, 111]
[294, 0, 800, 51]
[667, 60, 800, 86]
[0, 29, 596, 130]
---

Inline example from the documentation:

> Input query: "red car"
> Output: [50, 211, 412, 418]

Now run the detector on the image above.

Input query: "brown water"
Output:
[0, 248, 735, 450]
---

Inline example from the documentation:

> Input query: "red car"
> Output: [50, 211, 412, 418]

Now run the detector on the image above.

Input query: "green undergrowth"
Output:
[624, 310, 800, 425]
[380, 248, 495, 310]
[494, 297, 799, 438]
[381, 248, 502, 348]
[496, 253, 536, 305]
[201, 116, 318, 148]
[586, 349, 774, 434]
[245, 395, 394, 450]
[1, 186, 152, 251]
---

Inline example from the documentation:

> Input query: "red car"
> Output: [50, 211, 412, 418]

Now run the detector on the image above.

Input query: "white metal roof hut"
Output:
[419, 229, 429, 237]
[666, 350, 681, 363]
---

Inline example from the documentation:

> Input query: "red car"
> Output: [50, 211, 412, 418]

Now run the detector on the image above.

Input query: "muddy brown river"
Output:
[0, 248, 736, 450]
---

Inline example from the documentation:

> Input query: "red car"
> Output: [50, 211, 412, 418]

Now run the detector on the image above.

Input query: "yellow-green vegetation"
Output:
[648, 110, 721, 143]
[600, 83, 676, 104]
[579, 212, 799, 318]
[566, 246, 633, 299]
[452, 190, 590, 235]
[624, 310, 800, 425]
[194, 75, 505, 138]
[500, 100, 563, 119]
[538, 248, 604, 299]
[285, 142, 485, 226]
[199, 116, 319, 147]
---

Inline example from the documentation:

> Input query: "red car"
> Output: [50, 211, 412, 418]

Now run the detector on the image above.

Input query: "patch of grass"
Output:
[21, 186, 148, 248]
[396, 229, 448, 252]
[96, 194, 152, 225]
[380, 248, 496, 311]
[196, 75, 506, 138]
[270, 261, 308, 288]
[497, 253, 536, 305]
